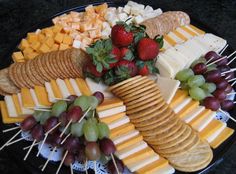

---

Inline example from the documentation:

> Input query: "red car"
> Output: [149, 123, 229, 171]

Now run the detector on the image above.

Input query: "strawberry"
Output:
[120, 47, 134, 61]
[138, 65, 149, 76]
[111, 23, 133, 47]
[109, 46, 121, 68]
[84, 63, 105, 78]
[136, 60, 159, 76]
[115, 60, 137, 78]
[137, 38, 159, 60]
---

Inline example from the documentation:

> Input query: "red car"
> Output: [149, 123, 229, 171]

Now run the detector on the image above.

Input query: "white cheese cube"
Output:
[134, 15, 144, 24]
[35, 29, 41, 34]
[144, 5, 154, 12]
[104, 11, 116, 21]
[127, 1, 138, 7]
[72, 40, 81, 48]
[123, 5, 131, 14]
[130, 6, 144, 16]
[153, 8, 163, 15]
[102, 22, 110, 30]
[117, 7, 123, 13]
[107, 7, 116, 13]
[118, 13, 128, 21]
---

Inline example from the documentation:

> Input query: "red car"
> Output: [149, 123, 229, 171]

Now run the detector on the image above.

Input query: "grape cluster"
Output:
[176, 51, 235, 111]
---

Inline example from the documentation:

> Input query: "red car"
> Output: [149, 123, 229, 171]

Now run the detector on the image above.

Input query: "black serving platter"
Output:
[0, 1, 236, 174]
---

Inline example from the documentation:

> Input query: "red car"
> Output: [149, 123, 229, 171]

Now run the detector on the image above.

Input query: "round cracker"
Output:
[30, 59, 45, 85]
[21, 61, 34, 88]
[0, 68, 20, 93]
[8, 63, 21, 88]
[44, 52, 58, 79]
[15, 63, 30, 88]
[25, 60, 41, 86]
[36, 56, 51, 81]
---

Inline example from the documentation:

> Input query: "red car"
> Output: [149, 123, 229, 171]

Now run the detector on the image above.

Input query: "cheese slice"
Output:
[115, 141, 148, 159]
[4, 95, 18, 117]
[169, 90, 188, 108]
[64, 79, 76, 95]
[50, 80, 63, 99]
[190, 110, 215, 131]
[136, 157, 169, 174]
[45, 82, 57, 103]
[112, 130, 139, 145]
[154, 164, 175, 174]
[164, 34, 177, 46]
[207, 122, 226, 143]
[162, 39, 172, 50]
[110, 123, 135, 139]
[176, 28, 193, 39]
[199, 119, 225, 140]
[116, 134, 143, 151]
[177, 100, 199, 119]
[108, 116, 130, 130]
[69, 78, 82, 96]
[30, 89, 41, 108]
[17, 93, 34, 115]
[210, 127, 234, 149]
[76, 78, 92, 96]
[156, 56, 175, 78]
[168, 32, 183, 44]
[21, 88, 35, 108]
[12, 94, 22, 115]
[172, 30, 188, 41]
[127, 153, 159, 172]
[0, 101, 25, 123]
[56, 79, 71, 98]
[189, 25, 205, 35]
[34, 86, 52, 107]
[182, 106, 205, 123]
[173, 97, 192, 113]
[99, 112, 126, 124]
[97, 98, 123, 111]
[181, 26, 197, 37]
[98, 105, 126, 118]
[123, 147, 155, 166]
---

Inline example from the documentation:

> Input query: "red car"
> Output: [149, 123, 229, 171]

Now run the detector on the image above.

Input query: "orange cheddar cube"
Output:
[52, 44, 59, 51]
[42, 28, 54, 37]
[52, 24, 63, 33]
[23, 47, 34, 56]
[54, 32, 65, 43]
[80, 22, 93, 32]
[30, 41, 41, 51]
[89, 29, 102, 39]
[59, 43, 69, 50]
[45, 37, 55, 48]
[27, 32, 38, 44]
[38, 33, 46, 43]
[94, 3, 108, 16]
[62, 35, 73, 45]
[39, 44, 50, 53]
[85, 5, 95, 14]
[27, 52, 39, 59]
[18, 39, 29, 50]
[12, 52, 24, 62]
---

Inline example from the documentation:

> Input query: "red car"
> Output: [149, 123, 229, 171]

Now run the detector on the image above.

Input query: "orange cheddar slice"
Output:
[123, 147, 154, 166]
[169, 90, 188, 108]
[172, 30, 188, 41]
[181, 26, 197, 37]
[76, 78, 92, 96]
[64, 79, 76, 95]
[0, 101, 25, 123]
[189, 109, 212, 129]
[97, 98, 123, 112]
[189, 25, 205, 35]
[116, 134, 143, 151]
[210, 127, 234, 149]
[50, 80, 63, 99]
[164, 35, 177, 46]
[110, 123, 135, 139]
[12, 94, 22, 115]
[21, 88, 35, 108]
[136, 157, 169, 174]
[177, 100, 199, 119]
[99, 112, 126, 124]
[199, 119, 225, 140]
[34, 86, 52, 107]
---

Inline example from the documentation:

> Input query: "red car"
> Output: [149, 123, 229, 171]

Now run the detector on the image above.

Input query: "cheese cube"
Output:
[12, 52, 24, 62]
[38, 33, 46, 43]
[130, 6, 144, 16]
[59, 43, 69, 50]
[134, 15, 144, 24]
[42, 28, 54, 37]
[72, 40, 81, 48]
[52, 24, 63, 33]
[118, 13, 128, 21]
[52, 44, 59, 51]
[27, 32, 38, 43]
[18, 39, 29, 50]
[45, 37, 54, 48]
[54, 32, 65, 43]
[63, 35, 73, 45]
[23, 47, 34, 57]
[39, 43, 50, 53]
[35, 29, 41, 34]
[123, 5, 131, 14]
[30, 41, 41, 51]
[27, 52, 39, 59]
[144, 5, 153, 12]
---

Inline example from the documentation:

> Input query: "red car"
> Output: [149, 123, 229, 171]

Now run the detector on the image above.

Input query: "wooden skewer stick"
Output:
[207, 56, 227, 67]
[2, 126, 20, 133]
[60, 133, 71, 145]
[54, 98, 71, 101]
[0, 129, 22, 150]
[219, 109, 236, 123]
[94, 161, 97, 174]
[70, 164, 74, 174]
[111, 153, 120, 174]
[23, 142, 40, 150]
[231, 80, 236, 87]
[78, 107, 92, 123]
[56, 150, 68, 174]
[227, 92, 236, 96]
[228, 51, 236, 59]
[219, 44, 229, 55]
[206, 57, 214, 65]
[34, 108, 51, 112]
[7, 136, 28, 146]
[221, 68, 236, 75]
[41, 146, 57, 171]
[228, 78, 236, 82]
[60, 119, 72, 137]
[24, 139, 37, 161]
[85, 159, 88, 174]
[227, 55, 236, 65]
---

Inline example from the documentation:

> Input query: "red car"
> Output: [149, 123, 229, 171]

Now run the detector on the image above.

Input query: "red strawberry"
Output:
[111, 24, 133, 47]
[115, 60, 137, 78]
[109, 46, 121, 68]
[84, 63, 105, 77]
[137, 38, 159, 60]
[120, 47, 129, 58]
[138, 65, 149, 76]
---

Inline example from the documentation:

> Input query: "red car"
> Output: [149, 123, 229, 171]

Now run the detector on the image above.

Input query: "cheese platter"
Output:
[0, 1, 236, 174]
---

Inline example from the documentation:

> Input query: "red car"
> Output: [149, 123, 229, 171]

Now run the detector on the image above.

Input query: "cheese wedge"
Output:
[189, 25, 205, 35]
[182, 106, 205, 123]
[17, 93, 34, 115]
[207, 122, 226, 143]
[12, 94, 22, 115]
[97, 98, 123, 112]
[45, 82, 57, 103]
[50, 80, 63, 99]
[4, 95, 17, 117]
[64, 79, 76, 95]
[181, 26, 197, 37]
[116, 134, 143, 151]
[56, 79, 71, 98]
[172, 30, 188, 41]
[21, 88, 35, 108]
[76, 78, 92, 96]
[110, 123, 135, 139]
[136, 157, 169, 174]
[115, 141, 148, 159]
[97, 105, 126, 118]
[108, 116, 130, 130]
[173, 97, 192, 113]
[169, 90, 188, 108]
[69, 78, 82, 96]
[112, 130, 139, 145]
[99, 112, 126, 124]
[210, 127, 234, 149]
[34, 86, 51, 107]
[177, 100, 199, 119]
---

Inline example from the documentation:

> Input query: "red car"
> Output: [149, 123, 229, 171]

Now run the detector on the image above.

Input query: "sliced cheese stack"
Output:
[170, 89, 234, 149]
[96, 97, 174, 173]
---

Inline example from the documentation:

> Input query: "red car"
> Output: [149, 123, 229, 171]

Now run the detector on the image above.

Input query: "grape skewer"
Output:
[2, 126, 20, 133]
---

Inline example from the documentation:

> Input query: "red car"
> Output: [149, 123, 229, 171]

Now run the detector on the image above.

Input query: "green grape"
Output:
[83, 121, 99, 142]
[71, 119, 86, 137]
[187, 75, 205, 88]
[59, 125, 71, 135]
[74, 96, 90, 111]
[51, 100, 67, 117]
[33, 111, 51, 124]
[88, 96, 99, 110]
[189, 87, 206, 101]
[100, 153, 111, 164]
[175, 69, 194, 82]
[201, 83, 216, 93]
[97, 122, 110, 139]
[191, 57, 206, 68]
[85, 110, 94, 118]
[87, 117, 98, 124]
[180, 83, 189, 90]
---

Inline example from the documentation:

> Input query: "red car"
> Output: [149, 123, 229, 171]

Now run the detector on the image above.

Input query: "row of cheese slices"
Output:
[169, 90, 234, 149]
[96, 98, 175, 174]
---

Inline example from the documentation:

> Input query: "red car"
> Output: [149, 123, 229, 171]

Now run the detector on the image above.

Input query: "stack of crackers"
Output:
[8, 48, 89, 88]
[109, 75, 213, 172]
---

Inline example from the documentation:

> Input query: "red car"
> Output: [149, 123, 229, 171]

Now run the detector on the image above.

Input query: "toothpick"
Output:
[34, 108, 51, 112]
[111, 153, 120, 174]
[207, 56, 227, 67]
[41, 146, 57, 171]
[78, 107, 91, 123]
[60, 133, 71, 145]
[228, 78, 236, 82]
[7, 136, 27, 146]
[2, 126, 20, 133]
[70, 164, 74, 174]
[227, 92, 236, 96]
[24, 139, 36, 161]
[23, 142, 40, 150]
[232, 80, 236, 87]
[219, 44, 228, 55]
[60, 119, 72, 137]
[94, 161, 97, 174]
[85, 159, 88, 174]
[0, 129, 22, 150]
[221, 68, 236, 75]
[206, 57, 214, 65]
[55, 98, 71, 101]
[228, 51, 236, 59]
[56, 150, 68, 174]
[219, 109, 236, 123]
[227, 55, 236, 65]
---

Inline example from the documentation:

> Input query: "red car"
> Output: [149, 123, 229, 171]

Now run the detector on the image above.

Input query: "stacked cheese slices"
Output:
[109, 75, 213, 172]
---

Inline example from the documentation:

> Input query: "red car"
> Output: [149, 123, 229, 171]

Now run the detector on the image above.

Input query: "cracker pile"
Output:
[8, 48, 89, 88]
[109, 75, 213, 172]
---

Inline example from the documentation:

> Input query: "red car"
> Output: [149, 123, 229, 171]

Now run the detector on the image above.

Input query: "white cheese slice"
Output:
[29, 89, 40, 108]
[115, 141, 148, 159]
[69, 78, 82, 96]
[156, 55, 175, 78]
[45, 82, 57, 103]
[164, 48, 186, 71]
[112, 130, 139, 145]
[98, 105, 126, 118]
[182, 106, 205, 123]
[174, 44, 194, 68]
[194, 35, 212, 53]
[17, 93, 34, 115]
[155, 164, 175, 174]
[173, 97, 192, 113]
[168, 32, 183, 44]
[4, 95, 18, 117]
[185, 25, 202, 36]
[176, 28, 193, 39]
[163, 39, 172, 50]
[207, 122, 226, 143]
[192, 112, 216, 131]
[108, 116, 130, 130]
[56, 79, 70, 98]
